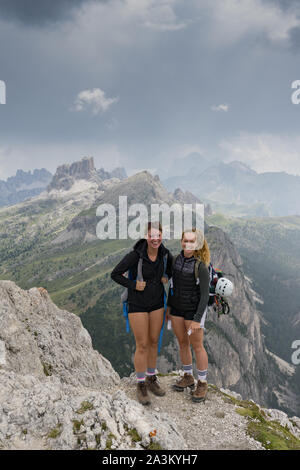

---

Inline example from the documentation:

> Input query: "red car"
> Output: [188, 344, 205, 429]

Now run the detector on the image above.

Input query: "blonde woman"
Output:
[166, 228, 210, 402]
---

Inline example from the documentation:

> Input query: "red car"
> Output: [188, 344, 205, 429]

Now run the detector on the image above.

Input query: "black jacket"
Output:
[167, 250, 209, 322]
[110, 239, 173, 308]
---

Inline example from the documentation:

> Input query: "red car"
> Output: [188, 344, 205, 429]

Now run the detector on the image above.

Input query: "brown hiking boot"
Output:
[173, 373, 195, 392]
[145, 375, 166, 396]
[137, 381, 151, 406]
[191, 380, 207, 402]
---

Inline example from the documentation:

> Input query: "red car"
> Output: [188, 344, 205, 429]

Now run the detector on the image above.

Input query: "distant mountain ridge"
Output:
[0, 168, 53, 207]
[0, 158, 128, 208]
[161, 153, 300, 216]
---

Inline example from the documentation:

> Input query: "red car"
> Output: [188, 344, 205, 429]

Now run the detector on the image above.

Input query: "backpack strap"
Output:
[162, 253, 168, 278]
[194, 258, 201, 284]
[136, 257, 143, 282]
[123, 256, 143, 333]
[158, 253, 169, 354]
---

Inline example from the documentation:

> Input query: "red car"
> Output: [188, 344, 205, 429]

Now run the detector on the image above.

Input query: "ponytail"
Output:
[194, 238, 210, 267]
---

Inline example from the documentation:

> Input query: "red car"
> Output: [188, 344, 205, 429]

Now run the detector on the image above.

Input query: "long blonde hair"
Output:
[181, 228, 210, 267]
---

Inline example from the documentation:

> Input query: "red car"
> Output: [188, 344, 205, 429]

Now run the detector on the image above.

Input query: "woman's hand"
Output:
[135, 280, 146, 291]
[186, 320, 201, 334]
[161, 276, 168, 284]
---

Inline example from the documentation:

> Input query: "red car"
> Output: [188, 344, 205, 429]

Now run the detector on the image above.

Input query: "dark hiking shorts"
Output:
[171, 306, 208, 328]
[128, 302, 165, 313]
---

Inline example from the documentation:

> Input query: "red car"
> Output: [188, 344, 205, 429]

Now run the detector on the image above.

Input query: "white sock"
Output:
[197, 369, 207, 382]
[183, 364, 193, 375]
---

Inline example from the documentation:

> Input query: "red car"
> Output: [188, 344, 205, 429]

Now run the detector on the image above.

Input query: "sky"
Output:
[1, 0, 300, 179]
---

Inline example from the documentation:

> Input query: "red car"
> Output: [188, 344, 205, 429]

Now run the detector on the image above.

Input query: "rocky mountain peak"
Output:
[47, 157, 101, 192]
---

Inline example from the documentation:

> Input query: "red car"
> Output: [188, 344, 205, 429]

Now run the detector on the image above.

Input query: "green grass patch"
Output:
[76, 401, 94, 414]
[72, 419, 84, 433]
[47, 424, 62, 439]
[128, 428, 142, 443]
[219, 389, 300, 450]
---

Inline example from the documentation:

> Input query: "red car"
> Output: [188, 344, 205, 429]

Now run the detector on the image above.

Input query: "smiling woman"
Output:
[110, 220, 173, 406]
[0, 80, 6, 105]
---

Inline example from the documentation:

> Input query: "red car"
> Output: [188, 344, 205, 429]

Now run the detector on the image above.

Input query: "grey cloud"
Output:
[0, 0, 108, 26]
[287, 25, 300, 52]
[262, 0, 300, 10]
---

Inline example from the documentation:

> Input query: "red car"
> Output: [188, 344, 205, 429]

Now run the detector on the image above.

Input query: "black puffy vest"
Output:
[170, 252, 200, 312]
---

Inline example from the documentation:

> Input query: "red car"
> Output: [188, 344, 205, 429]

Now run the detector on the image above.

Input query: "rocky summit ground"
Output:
[119, 375, 264, 450]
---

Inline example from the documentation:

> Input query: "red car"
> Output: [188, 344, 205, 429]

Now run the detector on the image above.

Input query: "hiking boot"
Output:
[191, 380, 207, 402]
[145, 375, 166, 396]
[137, 381, 151, 406]
[173, 373, 195, 392]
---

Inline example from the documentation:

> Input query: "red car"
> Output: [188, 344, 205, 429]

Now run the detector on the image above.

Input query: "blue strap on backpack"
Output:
[157, 253, 168, 354]
[122, 271, 132, 333]
[122, 258, 143, 333]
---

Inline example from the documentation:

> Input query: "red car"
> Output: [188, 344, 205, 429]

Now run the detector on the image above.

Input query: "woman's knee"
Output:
[136, 341, 148, 353]
[148, 336, 159, 348]
[192, 344, 205, 355]
[178, 339, 190, 351]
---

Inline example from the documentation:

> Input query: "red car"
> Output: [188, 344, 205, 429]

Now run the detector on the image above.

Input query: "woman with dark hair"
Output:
[167, 228, 210, 403]
[111, 221, 173, 405]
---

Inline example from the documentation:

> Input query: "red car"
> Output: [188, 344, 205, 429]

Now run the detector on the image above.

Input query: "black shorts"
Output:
[128, 302, 165, 313]
[171, 306, 208, 328]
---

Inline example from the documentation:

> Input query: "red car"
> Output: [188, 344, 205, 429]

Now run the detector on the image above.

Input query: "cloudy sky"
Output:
[1, 0, 300, 179]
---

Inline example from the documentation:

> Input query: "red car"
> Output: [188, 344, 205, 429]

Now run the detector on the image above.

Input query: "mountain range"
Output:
[0, 168, 52, 207]
[160, 153, 300, 217]
[0, 157, 127, 208]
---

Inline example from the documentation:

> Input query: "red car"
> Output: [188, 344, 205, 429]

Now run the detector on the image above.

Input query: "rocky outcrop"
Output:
[0, 280, 184, 450]
[97, 167, 127, 181]
[47, 157, 101, 192]
[173, 187, 212, 215]
[47, 157, 127, 193]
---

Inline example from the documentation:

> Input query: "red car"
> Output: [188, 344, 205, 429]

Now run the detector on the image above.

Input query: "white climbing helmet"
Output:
[215, 277, 234, 297]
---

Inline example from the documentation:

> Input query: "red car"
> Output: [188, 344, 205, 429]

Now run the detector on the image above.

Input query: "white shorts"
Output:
[199, 306, 208, 329]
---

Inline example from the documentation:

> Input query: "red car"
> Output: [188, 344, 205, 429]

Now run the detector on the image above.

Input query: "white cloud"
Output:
[73, 88, 119, 115]
[124, 0, 187, 32]
[219, 132, 300, 176]
[211, 104, 229, 112]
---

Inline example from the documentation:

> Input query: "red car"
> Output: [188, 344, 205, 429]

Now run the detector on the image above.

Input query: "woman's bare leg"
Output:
[129, 313, 149, 373]
[171, 316, 193, 365]
[147, 307, 164, 369]
[185, 323, 208, 371]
